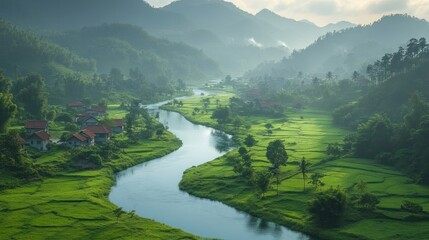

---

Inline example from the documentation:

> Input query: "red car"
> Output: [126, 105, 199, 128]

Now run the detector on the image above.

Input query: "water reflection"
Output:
[210, 130, 238, 152]
[109, 90, 313, 240]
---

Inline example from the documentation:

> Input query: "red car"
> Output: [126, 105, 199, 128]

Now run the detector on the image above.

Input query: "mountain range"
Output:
[0, 0, 355, 76]
[246, 14, 429, 80]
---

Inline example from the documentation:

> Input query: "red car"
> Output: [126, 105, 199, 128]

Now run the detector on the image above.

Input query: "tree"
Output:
[244, 134, 257, 148]
[211, 106, 231, 124]
[253, 171, 272, 198]
[326, 71, 333, 81]
[309, 187, 347, 227]
[264, 123, 273, 135]
[266, 140, 288, 194]
[326, 143, 343, 158]
[113, 207, 124, 223]
[0, 70, 12, 93]
[299, 157, 311, 192]
[14, 74, 47, 119]
[354, 114, 393, 157]
[266, 140, 288, 169]
[309, 173, 325, 191]
[0, 93, 17, 132]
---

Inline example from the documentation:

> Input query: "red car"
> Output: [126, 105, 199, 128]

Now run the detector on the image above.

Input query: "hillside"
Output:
[0, 19, 95, 81]
[246, 14, 429, 79]
[49, 24, 221, 81]
[0, 0, 190, 33]
[0, 0, 354, 76]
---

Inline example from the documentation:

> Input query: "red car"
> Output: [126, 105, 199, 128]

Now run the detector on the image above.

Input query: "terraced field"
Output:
[163, 93, 429, 240]
[0, 105, 197, 240]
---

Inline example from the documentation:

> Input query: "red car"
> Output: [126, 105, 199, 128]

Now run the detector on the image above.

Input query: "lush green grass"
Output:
[166, 93, 429, 240]
[0, 115, 198, 239]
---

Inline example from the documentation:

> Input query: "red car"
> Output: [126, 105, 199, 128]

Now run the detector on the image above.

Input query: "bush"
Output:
[401, 200, 423, 213]
[355, 193, 380, 210]
[309, 187, 347, 227]
[55, 112, 74, 123]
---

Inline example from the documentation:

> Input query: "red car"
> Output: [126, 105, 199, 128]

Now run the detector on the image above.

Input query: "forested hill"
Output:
[0, 0, 189, 32]
[49, 24, 221, 81]
[333, 38, 429, 127]
[246, 14, 429, 80]
[0, 19, 95, 79]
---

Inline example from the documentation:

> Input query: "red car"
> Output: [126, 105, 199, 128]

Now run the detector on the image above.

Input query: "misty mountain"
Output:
[0, 0, 190, 33]
[0, 0, 354, 76]
[255, 9, 355, 49]
[49, 24, 221, 82]
[0, 19, 95, 80]
[246, 14, 429, 80]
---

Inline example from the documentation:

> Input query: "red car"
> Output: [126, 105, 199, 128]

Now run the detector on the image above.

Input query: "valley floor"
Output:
[0, 105, 197, 240]
[163, 93, 429, 240]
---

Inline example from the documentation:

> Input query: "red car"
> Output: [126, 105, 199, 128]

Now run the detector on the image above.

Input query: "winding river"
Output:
[109, 91, 311, 240]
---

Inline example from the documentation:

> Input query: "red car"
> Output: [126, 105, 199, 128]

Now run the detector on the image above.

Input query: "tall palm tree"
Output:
[299, 157, 311, 192]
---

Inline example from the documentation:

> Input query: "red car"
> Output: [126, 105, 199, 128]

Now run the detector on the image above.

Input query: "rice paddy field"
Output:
[0, 105, 197, 240]
[163, 93, 429, 240]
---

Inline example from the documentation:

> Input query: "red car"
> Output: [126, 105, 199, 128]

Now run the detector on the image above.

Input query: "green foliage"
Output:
[299, 157, 311, 192]
[354, 114, 393, 158]
[355, 193, 380, 210]
[309, 187, 347, 227]
[0, 131, 38, 178]
[244, 134, 257, 147]
[308, 173, 325, 191]
[0, 92, 17, 132]
[266, 140, 288, 169]
[326, 142, 343, 158]
[253, 170, 272, 197]
[211, 106, 231, 124]
[13, 74, 47, 119]
[401, 200, 423, 213]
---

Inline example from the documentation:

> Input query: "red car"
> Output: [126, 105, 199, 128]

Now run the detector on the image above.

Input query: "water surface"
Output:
[109, 92, 311, 240]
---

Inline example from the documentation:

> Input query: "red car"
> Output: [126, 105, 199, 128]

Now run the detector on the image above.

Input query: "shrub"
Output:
[401, 200, 423, 213]
[355, 193, 380, 210]
[309, 187, 347, 227]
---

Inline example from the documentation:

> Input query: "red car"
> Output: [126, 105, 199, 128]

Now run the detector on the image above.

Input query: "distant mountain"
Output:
[255, 9, 355, 49]
[49, 24, 222, 82]
[0, 19, 95, 80]
[0, 0, 190, 32]
[246, 14, 429, 80]
[0, 0, 355, 76]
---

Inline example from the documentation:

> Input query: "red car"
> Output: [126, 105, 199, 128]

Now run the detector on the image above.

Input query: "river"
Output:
[109, 91, 311, 240]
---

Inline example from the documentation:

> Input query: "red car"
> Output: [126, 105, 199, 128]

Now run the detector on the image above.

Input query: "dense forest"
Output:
[246, 14, 429, 79]
[49, 23, 221, 81]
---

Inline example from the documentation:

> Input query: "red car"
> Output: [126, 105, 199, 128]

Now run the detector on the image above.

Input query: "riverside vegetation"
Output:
[0, 105, 198, 240]
[162, 90, 429, 239]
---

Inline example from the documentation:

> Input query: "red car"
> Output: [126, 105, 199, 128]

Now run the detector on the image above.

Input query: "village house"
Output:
[85, 105, 107, 117]
[25, 120, 48, 134]
[76, 115, 98, 129]
[83, 125, 111, 143]
[66, 129, 96, 148]
[110, 119, 124, 133]
[26, 131, 50, 151]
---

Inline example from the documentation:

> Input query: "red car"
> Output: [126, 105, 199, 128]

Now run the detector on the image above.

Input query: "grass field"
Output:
[0, 106, 198, 240]
[164, 93, 429, 240]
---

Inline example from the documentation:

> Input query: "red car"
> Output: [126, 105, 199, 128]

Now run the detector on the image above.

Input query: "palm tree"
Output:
[299, 157, 311, 192]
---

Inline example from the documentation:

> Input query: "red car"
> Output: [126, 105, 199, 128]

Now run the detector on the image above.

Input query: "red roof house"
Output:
[26, 131, 50, 151]
[110, 119, 124, 133]
[84, 125, 110, 143]
[25, 120, 48, 134]
[66, 129, 95, 148]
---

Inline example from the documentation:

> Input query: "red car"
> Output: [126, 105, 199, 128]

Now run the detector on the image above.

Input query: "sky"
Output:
[144, 0, 429, 26]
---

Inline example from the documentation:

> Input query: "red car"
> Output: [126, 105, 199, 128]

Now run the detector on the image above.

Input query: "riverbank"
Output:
[162, 93, 429, 240]
[0, 106, 198, 239]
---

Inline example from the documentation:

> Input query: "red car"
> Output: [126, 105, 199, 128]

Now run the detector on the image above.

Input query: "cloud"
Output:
[368, 0, 408, 14]
[248, 37, 263, 48]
